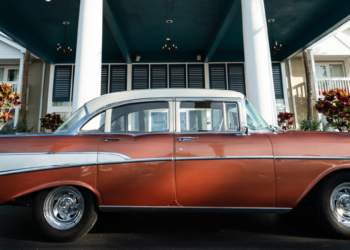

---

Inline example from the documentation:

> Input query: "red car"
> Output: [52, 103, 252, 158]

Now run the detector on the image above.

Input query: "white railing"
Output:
[317, 78, 350, 97]
[7, 82, 19, 93]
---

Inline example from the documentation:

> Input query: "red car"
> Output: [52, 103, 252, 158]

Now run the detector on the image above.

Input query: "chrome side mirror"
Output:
[269, 125, 278, 134]
[236, 126, 250, 136]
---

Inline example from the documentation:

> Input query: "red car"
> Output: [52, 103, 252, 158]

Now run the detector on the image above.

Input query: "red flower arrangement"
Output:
[40, 113, 64, 132]
[315, 88, 350, 132]
[277, 112, 295, 130]
[0, 82, 21, 130]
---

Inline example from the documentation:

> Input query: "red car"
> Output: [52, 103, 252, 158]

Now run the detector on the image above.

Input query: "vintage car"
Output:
[1, 88, 350, 241]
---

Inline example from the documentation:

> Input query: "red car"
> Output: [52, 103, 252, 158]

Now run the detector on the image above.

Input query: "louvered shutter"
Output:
[101, 65, 109, 95]
[227, 64, 246, 95]
[132, 65, 149, 90]
[209, 64, 226, 90]
[188, 64, 204, 89]
[110, 65, 127, 93]
[169, 65, 186, 88]
[272, 63, 284, 99]
[52, 66, 72, 102]
[151, 65, 167, 89]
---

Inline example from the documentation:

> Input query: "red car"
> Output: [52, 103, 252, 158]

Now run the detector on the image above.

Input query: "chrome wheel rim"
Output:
[43, 186, 84, 230]
[330, 183, 350, 228]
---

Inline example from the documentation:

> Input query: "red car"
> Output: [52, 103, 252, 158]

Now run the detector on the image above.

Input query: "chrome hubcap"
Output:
[330, 183, 350, 227]
[43, 186, 84, 230]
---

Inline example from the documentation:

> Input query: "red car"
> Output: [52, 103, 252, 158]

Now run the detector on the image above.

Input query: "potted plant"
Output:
[40, 113, 64, 133]
[0, 82, 21, 130]
[277, 112, 294, 130]
[315, 88, 350, 132]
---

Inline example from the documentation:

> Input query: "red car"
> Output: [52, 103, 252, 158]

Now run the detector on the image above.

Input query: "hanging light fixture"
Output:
[57, 21, 73, 57]
[268, 19, 282, 55]
[162, 20, 177, 55]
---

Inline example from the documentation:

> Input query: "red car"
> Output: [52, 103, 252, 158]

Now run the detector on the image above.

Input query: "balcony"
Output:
[317, 78, 350, 97]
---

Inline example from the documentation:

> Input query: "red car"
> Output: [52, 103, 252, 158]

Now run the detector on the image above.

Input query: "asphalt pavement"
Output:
[0, 202, 349, 250]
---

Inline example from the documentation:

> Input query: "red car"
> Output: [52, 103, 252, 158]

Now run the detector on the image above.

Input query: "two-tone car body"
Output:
[1, 89, 350, 241]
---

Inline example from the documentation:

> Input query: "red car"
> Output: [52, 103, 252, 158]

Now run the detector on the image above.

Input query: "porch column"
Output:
[241, 0, 277, 125]
[73, 0, 103, 112]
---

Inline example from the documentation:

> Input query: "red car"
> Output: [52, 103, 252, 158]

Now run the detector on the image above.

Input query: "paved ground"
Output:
[0, 202, 349, 250]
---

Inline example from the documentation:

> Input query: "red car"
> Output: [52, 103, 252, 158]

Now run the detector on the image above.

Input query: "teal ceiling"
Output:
[0, 0, 349, 64]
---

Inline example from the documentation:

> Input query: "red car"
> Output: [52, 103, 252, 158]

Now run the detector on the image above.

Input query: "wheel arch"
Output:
[294, 165, 350, 208]
[8, 181, 103, 206]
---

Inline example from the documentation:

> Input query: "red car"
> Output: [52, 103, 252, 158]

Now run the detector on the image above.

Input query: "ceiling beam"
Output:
[204, 0, 240, 63]
[281, 0, 350, 62]
[103, 0, 132, 64]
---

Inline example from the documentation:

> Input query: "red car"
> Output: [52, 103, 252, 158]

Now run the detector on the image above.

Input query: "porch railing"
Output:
[9, 82, 19, 93]
[317, 78, 350, 97]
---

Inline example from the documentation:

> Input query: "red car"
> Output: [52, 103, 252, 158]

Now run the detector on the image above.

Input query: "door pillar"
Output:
[73, 0, 103, 112]
[241, 0, 276, 125]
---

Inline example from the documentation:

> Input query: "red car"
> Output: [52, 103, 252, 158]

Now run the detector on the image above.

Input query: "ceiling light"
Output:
[57, 21, 73, 58]
[45, 0, 51, 2]
[268, 19, 282, 55]
[162, 20, 177, 55]
[136, 55, 141, 62]
[197, 55, 201, 61]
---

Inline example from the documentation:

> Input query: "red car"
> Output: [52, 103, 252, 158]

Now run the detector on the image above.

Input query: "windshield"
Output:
[56, 106, 87, 133]
[245, 100, 270, 131]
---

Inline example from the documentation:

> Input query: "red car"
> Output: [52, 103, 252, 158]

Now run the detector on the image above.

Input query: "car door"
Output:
[96, 99, 175, 206]
[174, 98, 275, 207]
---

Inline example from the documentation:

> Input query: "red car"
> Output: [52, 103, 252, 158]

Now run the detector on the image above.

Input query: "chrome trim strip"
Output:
[176, 156, 274, 161]
[275, 156, 350, 160]
[0, 163, 98, 176]
[175, 97, 243, 102]
[98, 157, 173, 165]
[105, 98, 174, 110]
[99, 206, 292, 214]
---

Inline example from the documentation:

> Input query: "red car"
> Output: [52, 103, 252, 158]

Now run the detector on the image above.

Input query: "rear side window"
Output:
[110, 102, 169, 133]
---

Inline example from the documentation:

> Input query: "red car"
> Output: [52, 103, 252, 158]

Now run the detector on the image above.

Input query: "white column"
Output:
[127, 64, 132, 91]
[204, 63, 210, 89]
[241, 0, 276, 125]
[288, 59, 298, 128]
[14, 53, 25, 127]
[38, 62, 46, 132]
[73, 0, 103, 112]
[280, 62, 290, 113]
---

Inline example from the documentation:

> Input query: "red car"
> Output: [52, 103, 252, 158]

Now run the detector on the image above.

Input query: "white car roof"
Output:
[85, 88, 245, 113]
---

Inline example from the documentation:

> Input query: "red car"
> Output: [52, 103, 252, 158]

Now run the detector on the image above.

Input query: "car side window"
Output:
[110, 102, 169, 133]
[179, 102, 225, 132]
[226, 103, 239, 131]
[80, 112, 106, 133]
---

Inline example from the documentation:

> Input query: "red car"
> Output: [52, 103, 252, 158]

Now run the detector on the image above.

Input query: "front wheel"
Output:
[313, 172, 350, 239]
[32, 186, 99, 242]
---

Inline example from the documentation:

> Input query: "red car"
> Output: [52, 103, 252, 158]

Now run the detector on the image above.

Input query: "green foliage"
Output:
[298, 115, 321, 131]
[15, 119, 34, 133]
[0, 122, 15, 134]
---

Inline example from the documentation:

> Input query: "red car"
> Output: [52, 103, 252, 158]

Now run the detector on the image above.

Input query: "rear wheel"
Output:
[313, 172, 350, 239]
[32, 186, 99, 242]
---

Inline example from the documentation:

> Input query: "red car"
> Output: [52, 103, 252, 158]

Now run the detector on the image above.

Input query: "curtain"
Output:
[330, 64, 344, 77]
[316, 66, 327, 78]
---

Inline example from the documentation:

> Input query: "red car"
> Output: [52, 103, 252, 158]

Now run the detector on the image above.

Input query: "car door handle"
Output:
[104, 138, 121, 143]
[177, 137, 198, 142]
